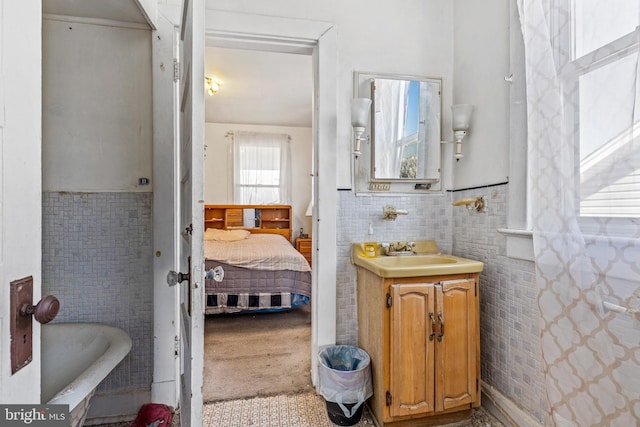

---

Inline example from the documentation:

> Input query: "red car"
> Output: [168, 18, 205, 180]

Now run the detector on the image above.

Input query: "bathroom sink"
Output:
[352, 241, 483, 278]
[373, 255, 458, 267]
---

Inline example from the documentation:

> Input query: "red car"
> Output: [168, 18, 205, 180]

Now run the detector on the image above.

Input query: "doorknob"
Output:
[167, 270, 190, 287]
[21, 295, 60, 324]
[206, 266, 224, 282]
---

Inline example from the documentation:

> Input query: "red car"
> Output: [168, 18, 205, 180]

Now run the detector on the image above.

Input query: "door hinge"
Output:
[174, 335, 180, 358]
[185, 223, 193, 236]
[386, 293, 392, 308]
[385, 391, 392, 406]
[477, 378, 480, 393]
[173, 59, 180, 82]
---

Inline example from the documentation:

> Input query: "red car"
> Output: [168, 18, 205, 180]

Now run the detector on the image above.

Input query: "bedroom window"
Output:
[232, 131, 291, 204]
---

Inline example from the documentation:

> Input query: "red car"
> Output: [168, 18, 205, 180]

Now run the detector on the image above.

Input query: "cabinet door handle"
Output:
[437, 311, 444, 341]
[429, 311, 436, 341]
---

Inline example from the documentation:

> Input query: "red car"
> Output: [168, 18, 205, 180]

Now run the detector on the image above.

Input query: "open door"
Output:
[0, 0, 43, 404]
[176, 0, 205, 424]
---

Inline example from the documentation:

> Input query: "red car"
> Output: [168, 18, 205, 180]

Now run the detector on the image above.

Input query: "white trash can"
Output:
[318, 345, 373, 426]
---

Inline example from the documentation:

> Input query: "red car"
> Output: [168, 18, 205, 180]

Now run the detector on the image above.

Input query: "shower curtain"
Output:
[518, 1, 640, 425]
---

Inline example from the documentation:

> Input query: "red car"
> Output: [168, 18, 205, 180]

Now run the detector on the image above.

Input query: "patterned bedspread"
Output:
[204, 234, 310, 272]
[204, 261, 311, 297]
[204, 233, 311, 314]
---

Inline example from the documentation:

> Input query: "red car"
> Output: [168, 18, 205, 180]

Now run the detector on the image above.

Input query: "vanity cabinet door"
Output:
[389, 283, 436, 418]
[435, 278, 478, 412]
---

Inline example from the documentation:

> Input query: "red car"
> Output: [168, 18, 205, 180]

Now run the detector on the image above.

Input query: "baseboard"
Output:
[84, 388, 151, 425]
[481, 381, 544, 427]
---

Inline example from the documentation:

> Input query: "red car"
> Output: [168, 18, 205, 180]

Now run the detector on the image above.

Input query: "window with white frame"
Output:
[504, 0, 640, 259]
[232, 131, 291, 205]
[556, 0, 640, 218]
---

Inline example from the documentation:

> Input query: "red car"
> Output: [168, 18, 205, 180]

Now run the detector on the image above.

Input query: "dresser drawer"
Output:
[296, 238, 312, 267]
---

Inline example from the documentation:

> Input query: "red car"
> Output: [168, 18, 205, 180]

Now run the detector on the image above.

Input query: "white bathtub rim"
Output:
[42, 323, 132, 411]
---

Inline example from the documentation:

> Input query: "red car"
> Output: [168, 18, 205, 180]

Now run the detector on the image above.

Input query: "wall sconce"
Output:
[451, 104, 473, 160]
[351, 98, 372, 158]
[205, 76, 221, 96]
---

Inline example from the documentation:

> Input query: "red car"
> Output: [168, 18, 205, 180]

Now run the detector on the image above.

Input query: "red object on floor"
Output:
[130, 403, 173, 427]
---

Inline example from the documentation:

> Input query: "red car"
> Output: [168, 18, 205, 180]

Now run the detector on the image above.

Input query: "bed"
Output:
[203, 205, 311, 315]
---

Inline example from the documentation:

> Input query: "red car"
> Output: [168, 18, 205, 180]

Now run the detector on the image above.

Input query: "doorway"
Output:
[202, 45, 314, 401]
[201, 11, 339, 396]
[149, 10, 338, 420]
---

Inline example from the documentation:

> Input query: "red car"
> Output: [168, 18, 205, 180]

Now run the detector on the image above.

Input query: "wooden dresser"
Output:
[295, 237, 312, 267]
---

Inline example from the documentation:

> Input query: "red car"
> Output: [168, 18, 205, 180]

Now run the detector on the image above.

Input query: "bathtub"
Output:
[41, 323, 132, 427]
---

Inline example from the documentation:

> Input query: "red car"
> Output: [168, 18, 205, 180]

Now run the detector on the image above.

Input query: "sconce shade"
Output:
[351, 98, 372, 128]
[451, 104, 473, 131]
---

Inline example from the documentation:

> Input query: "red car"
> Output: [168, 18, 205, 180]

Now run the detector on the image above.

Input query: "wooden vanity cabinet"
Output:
[356, 267, 480, 426]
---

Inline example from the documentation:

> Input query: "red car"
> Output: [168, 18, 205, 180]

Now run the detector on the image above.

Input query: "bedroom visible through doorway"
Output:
[202, 46, 314, 402]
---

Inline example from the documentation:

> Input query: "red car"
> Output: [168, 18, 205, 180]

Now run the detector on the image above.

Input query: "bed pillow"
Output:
[204, 228, 251, 241]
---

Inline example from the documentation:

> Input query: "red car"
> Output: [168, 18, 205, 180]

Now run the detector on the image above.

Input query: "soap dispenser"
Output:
[363, 222, 377, 258]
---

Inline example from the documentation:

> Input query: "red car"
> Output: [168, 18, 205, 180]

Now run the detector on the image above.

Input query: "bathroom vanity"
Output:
[353, 242, 483, 426]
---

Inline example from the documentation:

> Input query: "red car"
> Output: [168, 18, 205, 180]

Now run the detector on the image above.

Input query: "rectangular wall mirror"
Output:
[354, 72, 442, 192]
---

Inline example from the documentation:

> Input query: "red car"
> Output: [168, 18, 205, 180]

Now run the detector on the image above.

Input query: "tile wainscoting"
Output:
[337, 186, 550, 425]
[42, 191, 153, 394]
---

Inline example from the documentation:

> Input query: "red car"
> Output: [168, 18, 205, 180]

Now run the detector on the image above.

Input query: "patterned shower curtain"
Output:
[517, 0, 640, 425]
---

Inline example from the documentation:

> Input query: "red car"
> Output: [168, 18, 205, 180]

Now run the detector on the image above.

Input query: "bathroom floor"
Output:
[95, 306, 506, 426]
[99, 392, 505, 426]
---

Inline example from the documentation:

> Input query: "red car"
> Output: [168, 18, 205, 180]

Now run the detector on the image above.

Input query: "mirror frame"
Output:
[354, 71, 443, 190]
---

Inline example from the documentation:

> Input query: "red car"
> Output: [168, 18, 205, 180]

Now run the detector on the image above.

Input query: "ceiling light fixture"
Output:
[205, 76, 221, 96]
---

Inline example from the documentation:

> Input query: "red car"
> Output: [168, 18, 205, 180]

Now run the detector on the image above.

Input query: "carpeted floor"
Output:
[203, 305, 313, 402]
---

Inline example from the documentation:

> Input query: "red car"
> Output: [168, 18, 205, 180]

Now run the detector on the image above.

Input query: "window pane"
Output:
[573, 0, 639, 58]
[238, 187, 279, 205]
[579, 54, 638, 159]
[239, 170, 280, 185]
[579, 53, 640, 217]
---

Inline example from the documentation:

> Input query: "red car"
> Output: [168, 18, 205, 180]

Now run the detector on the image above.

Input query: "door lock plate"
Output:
[10, 276, 33, 374]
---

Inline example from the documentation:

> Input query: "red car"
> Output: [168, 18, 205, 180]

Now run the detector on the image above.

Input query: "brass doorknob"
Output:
[20, 295, 60, 324]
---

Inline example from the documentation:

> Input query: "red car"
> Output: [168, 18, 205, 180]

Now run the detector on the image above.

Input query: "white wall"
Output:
[42, 18, 152, 192]
[204, 123, 313, 237]
[452, 0, 510, 189]
[201, 0, 454, 190]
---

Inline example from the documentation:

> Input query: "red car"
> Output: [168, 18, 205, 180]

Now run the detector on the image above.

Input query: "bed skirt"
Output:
[204, 261, 311, 315]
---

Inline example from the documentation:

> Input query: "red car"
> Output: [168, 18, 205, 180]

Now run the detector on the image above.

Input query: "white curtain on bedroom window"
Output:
[518, 0, 640, 425]
[232, 131, 291, 205]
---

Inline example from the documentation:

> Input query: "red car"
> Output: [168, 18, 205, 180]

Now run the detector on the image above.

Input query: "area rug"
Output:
[203, 392, 375, 427]
[202, 391, 506, 427]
